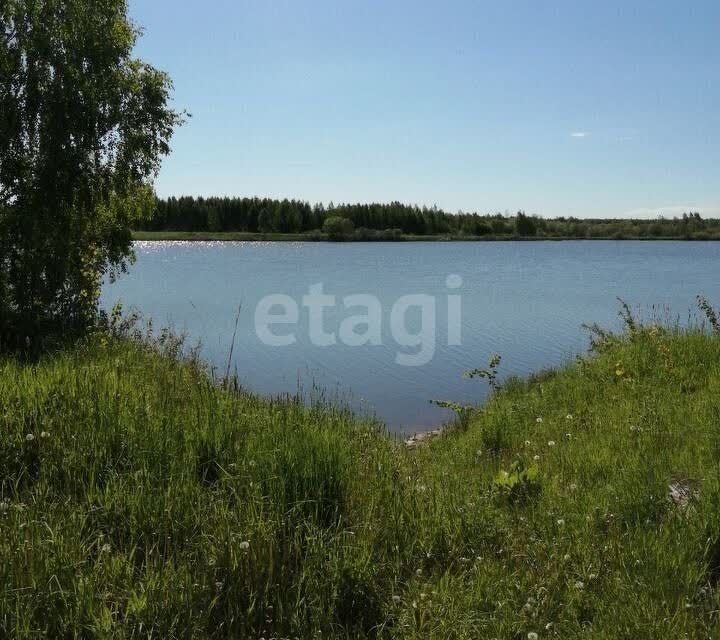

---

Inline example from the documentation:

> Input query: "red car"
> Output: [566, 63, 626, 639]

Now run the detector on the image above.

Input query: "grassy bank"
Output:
[3, 320, 720, 637]
[132, 230, 720, 242]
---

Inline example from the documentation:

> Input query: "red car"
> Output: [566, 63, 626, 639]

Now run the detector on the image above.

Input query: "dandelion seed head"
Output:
[25, 434, 35, 442]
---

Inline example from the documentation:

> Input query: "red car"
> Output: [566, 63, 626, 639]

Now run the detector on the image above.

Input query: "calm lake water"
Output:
[102, 241, 720, 432]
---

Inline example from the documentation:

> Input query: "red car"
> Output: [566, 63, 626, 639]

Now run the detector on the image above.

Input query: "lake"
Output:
[102, 241, 720, 432]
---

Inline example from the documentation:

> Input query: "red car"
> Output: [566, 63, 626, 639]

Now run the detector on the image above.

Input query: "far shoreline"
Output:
[132, 231, 720, 243]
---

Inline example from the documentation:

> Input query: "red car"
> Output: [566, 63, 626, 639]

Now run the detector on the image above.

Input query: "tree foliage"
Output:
[142, 197, 519, 237]
[140, 197, 719, 241]
[0, 0, 181, 341]
[514, 211, 537, 236]
[322, 216, 354, 240]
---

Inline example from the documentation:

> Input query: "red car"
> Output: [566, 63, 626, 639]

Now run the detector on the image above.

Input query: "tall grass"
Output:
[2, 311, 720, 637]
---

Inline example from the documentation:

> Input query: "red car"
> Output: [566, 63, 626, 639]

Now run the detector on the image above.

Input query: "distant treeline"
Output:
[138, 196, 720, 239]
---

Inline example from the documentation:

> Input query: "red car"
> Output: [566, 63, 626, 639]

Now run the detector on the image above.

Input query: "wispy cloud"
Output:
[621, 205, 720, 219]
[570, 131, 589, 138]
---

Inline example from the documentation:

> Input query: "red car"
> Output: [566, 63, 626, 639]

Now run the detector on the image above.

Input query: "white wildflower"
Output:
[536, 417, 543, 423]
[40, 431, 50, 439]
[574, 580, 585, 590]
[547, 440, 556, 447]
[566, 414, 573, 420]
[239, 541, 250, 551]
[533, 455, 541, 461]
[557, 519, 565, 526]
[528, 633, 539, 640]
[101, 543, 111, 553]
[25, 434, 35, 442]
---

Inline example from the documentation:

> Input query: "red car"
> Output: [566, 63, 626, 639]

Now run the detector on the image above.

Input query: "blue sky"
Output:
[129, 0, 720, 219]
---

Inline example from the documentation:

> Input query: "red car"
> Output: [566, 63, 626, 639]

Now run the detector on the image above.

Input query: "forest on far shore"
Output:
[138, 196, 720, 239]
